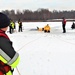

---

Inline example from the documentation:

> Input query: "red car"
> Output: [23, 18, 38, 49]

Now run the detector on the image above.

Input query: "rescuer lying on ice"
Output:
[37, 24, 50, 33]
[0, 13, 20, 75]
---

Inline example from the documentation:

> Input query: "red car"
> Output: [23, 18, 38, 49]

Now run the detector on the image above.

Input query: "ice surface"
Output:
[7, 22, 75, 75]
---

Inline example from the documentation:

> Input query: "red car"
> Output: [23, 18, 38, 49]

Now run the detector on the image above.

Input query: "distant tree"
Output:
[1, 9, 75, 21]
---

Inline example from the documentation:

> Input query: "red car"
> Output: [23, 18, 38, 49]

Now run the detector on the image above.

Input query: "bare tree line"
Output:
[1, 8, 75, 22]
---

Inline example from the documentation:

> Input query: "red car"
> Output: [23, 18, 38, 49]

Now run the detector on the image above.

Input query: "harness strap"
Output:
[0, 61, 14, 75]
[0, 61, 6, 75]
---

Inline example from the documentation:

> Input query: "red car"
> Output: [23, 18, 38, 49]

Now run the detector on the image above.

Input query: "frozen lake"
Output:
[7, 22, 75, 75]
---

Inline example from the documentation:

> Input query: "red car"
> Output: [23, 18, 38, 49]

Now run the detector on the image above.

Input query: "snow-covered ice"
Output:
[7, 22, 75, 75]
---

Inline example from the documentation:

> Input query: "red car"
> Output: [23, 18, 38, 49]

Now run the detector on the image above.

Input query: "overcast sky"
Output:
[0, 0, 75, 11]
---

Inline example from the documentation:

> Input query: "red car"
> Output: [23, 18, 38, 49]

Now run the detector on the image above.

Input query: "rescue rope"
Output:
[17, 35, 45, 52]
[16, 33, 75, 75]
[16, 35, 44, 75]
[16, 67, 21, 75]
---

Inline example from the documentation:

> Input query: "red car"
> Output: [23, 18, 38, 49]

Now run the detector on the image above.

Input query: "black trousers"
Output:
[18, 26, 22, 32]
[9, 27, 13, 34]
[62, 24, 66, 33]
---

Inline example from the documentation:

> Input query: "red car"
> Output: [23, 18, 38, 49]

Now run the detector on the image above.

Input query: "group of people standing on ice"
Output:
[9, 19, 23, 34]
[9, 17, 74, 34]
[8, 16, 75, 34]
